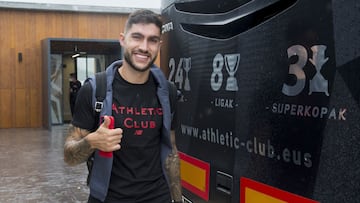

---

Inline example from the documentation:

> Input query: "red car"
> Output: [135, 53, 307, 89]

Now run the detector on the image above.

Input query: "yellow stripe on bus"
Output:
[180, 159, 207, 191]
[245, 188, 287, 203]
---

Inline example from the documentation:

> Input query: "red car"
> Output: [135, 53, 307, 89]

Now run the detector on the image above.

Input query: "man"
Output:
[69, 73, 81, 116]
[64, 9, 181, 203]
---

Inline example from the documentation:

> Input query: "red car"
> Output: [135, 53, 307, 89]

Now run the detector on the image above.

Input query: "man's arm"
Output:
[64, 124, 95, 166]
[64, 116, 123, 166]
[166, 130, 182, 202]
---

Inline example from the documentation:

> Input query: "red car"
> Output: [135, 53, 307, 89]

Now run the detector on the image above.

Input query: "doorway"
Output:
[42, 38, 121, 129]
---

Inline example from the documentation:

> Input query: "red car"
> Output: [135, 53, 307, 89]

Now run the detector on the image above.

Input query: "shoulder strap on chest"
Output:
[86, 71, 107, 186]
[94, 71, 107, 126]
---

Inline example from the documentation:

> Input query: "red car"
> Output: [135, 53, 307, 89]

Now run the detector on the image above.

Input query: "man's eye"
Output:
[132, 35, 142, 40]
[149, 38, 160, 44]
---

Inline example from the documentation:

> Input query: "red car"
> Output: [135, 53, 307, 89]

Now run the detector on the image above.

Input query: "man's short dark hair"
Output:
[70, 73, 76, 79]
[125, 9, 162, 34]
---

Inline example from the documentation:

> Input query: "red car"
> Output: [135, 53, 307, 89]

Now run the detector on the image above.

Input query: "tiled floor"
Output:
[0, 125, 89, 203]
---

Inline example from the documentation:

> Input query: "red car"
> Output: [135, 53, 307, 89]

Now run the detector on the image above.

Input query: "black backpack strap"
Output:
[87, 71, 107, 186]
[94, 71, 107, 127]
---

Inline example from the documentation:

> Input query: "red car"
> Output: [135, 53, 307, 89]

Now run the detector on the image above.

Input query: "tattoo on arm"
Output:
[64, 125, 95, 166]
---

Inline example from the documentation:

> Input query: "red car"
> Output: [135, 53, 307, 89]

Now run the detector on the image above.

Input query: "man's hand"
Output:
[63, 116, 123, 166]
[86, 116, 123, 152]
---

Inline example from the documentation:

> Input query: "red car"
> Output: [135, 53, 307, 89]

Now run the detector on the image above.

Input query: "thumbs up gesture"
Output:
[101, 115, 115, 129]
[87, 116, 123, 153]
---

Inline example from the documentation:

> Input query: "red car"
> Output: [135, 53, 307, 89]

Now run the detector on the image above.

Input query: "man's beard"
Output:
[123, 50, 157, 72]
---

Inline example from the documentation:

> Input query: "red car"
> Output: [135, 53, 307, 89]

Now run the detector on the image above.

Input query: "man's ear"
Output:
[119, 33, 125, 46]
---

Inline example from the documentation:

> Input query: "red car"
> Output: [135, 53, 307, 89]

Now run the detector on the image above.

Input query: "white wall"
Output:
[0, 0, 161, 13]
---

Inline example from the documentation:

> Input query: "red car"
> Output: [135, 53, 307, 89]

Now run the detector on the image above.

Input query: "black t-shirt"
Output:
[72, 69, 170, 203]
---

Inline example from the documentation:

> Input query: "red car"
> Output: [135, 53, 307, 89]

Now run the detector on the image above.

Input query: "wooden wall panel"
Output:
[30, 88, 41, 127]
[0, 90, 12, 128]
[78, 14, 89, 38]
[15, 57, 26, 89]
[24, 12, 36, 48]
[15, 89, 29, 127]
[35, 12, 48, 40]
[0, 9, 129, 128]
[0, 44, 11, 89]
[27, 48, 38, 88]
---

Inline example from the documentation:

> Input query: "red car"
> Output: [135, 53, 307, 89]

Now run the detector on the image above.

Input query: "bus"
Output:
[160, 0, 360, 202]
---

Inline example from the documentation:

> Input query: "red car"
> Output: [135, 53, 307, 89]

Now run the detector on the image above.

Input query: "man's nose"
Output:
[139, 39, 149, 51]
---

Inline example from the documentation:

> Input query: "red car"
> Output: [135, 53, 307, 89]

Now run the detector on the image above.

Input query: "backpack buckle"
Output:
[94, 101, 103, 113]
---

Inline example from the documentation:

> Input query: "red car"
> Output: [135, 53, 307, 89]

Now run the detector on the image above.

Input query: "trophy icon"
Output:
[309, 45, 329, 96]
[225, 54, 240, 91]
[183, 58, 191, 91]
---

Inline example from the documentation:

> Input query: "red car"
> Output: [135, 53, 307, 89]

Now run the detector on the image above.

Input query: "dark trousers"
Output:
[88, 195, 102, 203]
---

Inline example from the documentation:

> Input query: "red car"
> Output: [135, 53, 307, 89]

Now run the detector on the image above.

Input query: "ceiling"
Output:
[50, 39, 121, 56]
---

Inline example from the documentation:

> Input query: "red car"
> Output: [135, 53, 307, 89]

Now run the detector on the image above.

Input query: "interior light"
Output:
[72, 53, 80, 58]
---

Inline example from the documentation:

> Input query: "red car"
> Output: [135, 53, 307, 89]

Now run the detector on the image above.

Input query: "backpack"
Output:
[86, 71, 179, 185]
